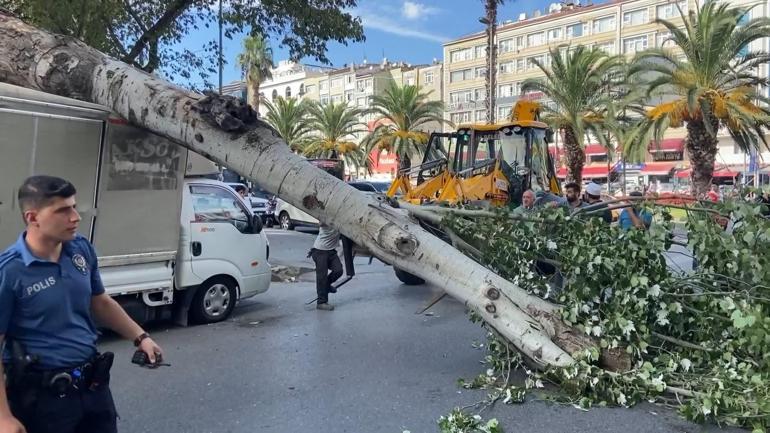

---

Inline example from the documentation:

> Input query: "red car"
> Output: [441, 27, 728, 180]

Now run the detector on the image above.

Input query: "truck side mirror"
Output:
[251, 214, 263, 234]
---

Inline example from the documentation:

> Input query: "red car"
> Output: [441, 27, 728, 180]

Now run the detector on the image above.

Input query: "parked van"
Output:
[0, 83, 270, 324]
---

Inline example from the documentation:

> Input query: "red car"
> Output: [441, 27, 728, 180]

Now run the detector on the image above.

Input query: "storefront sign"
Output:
[652, 151, 684, 162]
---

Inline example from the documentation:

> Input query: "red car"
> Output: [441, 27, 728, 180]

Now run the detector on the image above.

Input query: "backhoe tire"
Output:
[394, 268, 425, 286]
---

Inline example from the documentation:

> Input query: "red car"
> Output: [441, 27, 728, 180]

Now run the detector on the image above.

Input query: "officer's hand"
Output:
[138, 337, 164, 364]
[0, 414, 26, 433]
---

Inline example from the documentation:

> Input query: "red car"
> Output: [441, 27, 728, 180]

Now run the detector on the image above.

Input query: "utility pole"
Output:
[218, 0, 223, 94]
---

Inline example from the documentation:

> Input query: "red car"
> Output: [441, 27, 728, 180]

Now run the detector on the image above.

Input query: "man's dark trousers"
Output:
[8, 381, 118, 433]
[311, 248, 343, 303]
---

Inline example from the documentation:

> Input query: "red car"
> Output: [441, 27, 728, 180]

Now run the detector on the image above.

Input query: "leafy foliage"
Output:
[0, 0, 364, 87]
[437, 409, 503, 433]
[445, 197, 770, 431]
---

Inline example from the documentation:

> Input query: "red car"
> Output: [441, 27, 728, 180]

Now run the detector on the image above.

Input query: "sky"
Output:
[179, 0, 555, 88]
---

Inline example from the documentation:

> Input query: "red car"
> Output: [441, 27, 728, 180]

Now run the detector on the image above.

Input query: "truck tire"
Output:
[394, 268, 425, 286]
[190, 277, 237, 324]
[279, 212, 294, 230]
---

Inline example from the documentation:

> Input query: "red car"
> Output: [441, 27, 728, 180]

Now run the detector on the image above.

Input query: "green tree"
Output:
[263, 96, 312, 152]
[361, 84, 445, 171]
[304, 101, 368, 172]
[0, 0, 364, 86]
[521, 45, 626, 184]
[236, 34, 273, 111]
[630, 2, 770, 196]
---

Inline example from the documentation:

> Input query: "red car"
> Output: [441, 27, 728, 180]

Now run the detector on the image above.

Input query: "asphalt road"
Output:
[101, 228, 731, 433]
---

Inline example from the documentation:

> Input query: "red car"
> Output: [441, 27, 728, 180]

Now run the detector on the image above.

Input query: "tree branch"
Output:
[123, 0, 149, 33]
[122, 0, 193, 67]
[651, 332, 713, 352]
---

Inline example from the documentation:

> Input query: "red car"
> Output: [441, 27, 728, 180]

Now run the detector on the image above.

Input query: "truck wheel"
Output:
[279, 212, 294, 230]
[394, 268, 425, 286]
[190, 277, 237, 324]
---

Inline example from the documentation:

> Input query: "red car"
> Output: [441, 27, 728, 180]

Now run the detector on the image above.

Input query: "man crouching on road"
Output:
[0, 176, 164, 433]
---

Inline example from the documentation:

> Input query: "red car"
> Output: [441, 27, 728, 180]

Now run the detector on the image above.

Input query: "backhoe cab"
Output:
[386, 100, 561, 208]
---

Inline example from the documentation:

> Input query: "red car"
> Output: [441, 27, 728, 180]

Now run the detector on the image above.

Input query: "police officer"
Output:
[0, 175, 164, 433]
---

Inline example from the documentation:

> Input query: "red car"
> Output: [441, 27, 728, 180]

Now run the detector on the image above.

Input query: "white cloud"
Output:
[402, 1, 439, 20]
[358, 12, 447, 43]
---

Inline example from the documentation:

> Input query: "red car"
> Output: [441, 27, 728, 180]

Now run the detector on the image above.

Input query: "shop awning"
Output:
[675, 168, 690, 178]
[648, 138, 685, 153]
[641, 162, 677, 175]
[584, 144, 608, 155]
[675, 166, 741, 178]
[557, 164, 610, 179]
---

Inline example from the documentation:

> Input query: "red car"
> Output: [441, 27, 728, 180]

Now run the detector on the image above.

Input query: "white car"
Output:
[274, 181, 391, 230]
[226, 182, 271, 222]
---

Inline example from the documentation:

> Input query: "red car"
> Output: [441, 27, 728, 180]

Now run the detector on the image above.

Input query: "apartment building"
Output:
[444, 0, 770, 188]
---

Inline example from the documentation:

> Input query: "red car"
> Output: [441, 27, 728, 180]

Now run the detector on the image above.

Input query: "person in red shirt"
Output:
[706, 184, 720, 202]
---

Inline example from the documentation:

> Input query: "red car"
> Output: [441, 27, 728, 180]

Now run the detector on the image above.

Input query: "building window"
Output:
[356, 97, 366, 107]
[527, 55, 546, 70]
[475, 110, 486, 122]
[346, 75, 353, 84]
[527, 32, 545, 47]
[450, 111, 472, 124]
[499, 38, 515, 53]
[516, 59, 526, 72]
[331, 94, 342, 103]
[319, 81, 328, 92]
[475, 45, 486, 59]
[593, 16, 616, 33]
[345, 91, 353, 101]
[424, 71, 434, 84]
[497, 82, 520, 98]
[331, 78, 343, 88]
[566, 22, 584, 38]
[299, 84, 305, 96]
[623, 9, 649, 27]
[657, 1, 686, 19]
[474, 88, 486, 101]
[499, 61, 515, 74]
[450, 48, 473, 63]
[623, 35, 649, 54]
[450, 68, 473, 82]
[656, 31, 673, 47]
[515, 36, 525, 49]
[547, 28, 563, 41]
[406, 76, 415, 86]
[475, 66, 487, 78]
[320, 95, 329, 104]
[450, 90, 474, 104]
[497, 105, 512, 119]
[597, 41, 616, 54]
[271, 89, 278, 100]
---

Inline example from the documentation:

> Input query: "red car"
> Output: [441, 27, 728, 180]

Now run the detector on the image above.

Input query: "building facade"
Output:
[444, 0, 770, 189]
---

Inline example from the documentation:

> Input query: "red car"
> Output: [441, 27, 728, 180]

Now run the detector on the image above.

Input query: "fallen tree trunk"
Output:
[0, 12, 612, 369]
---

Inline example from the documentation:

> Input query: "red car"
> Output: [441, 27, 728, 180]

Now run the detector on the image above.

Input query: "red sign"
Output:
[370, 149, 398, 175]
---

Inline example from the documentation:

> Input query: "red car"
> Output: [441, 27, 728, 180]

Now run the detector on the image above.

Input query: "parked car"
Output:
[275, 180, 391, 230]
[226, 182, 271, 223]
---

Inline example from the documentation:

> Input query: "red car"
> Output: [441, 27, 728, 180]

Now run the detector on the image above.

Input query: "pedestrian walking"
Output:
[309, 224, 343, 311]
[0, 175, 164, 433]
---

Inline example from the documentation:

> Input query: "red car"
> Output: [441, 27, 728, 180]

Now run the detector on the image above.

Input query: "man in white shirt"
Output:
[309, 224, 343, 311]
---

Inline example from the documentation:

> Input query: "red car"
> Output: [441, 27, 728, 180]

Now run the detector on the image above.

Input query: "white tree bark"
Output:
[0, 12, 605, 369]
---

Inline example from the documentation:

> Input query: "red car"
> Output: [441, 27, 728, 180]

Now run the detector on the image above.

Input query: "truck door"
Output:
[187, 183, 266, 282]
[0, 108, 102, 247]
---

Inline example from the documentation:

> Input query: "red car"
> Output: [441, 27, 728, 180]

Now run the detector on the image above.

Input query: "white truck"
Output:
[0, 83, 271, 325]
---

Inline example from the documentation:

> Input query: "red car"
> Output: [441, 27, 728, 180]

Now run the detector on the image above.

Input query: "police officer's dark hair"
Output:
[18, 176, 77, 213]
[233, 185, 247, 194]
[564, 182, 580, 191]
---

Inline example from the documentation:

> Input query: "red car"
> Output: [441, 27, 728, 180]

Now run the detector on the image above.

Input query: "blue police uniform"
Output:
[1, 233, 117, 433]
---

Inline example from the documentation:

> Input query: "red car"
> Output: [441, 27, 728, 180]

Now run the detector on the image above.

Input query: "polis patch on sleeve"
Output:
[72, 254, 89, 275]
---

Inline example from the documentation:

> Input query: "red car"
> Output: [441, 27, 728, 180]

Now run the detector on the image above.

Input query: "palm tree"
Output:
[630, 3, 770, 196]
[482, 0, 504, 124]
[361, 84, 445, 171]
[263, 96, 312, 152]
[236, 34, 273, 112]
[304, 101, 368, 172]
[521, 45, 626, 184]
